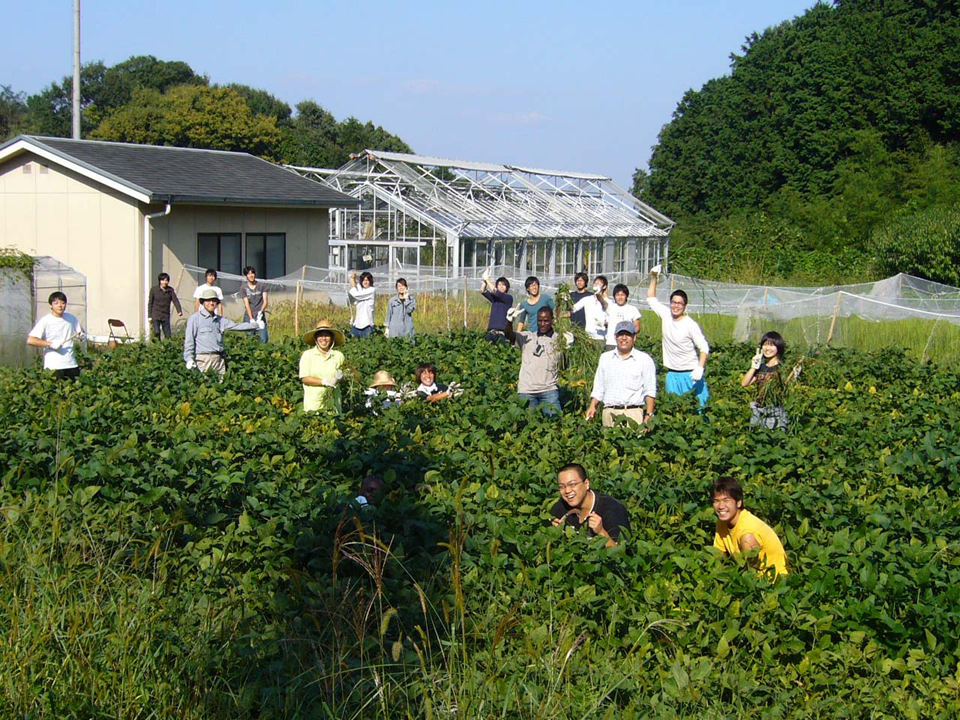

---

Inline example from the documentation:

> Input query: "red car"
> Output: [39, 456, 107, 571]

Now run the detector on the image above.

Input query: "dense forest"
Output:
[0, 55, 411, 173]
[638, 0, 960, 284]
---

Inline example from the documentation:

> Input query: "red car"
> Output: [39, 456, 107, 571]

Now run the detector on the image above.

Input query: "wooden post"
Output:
[463, 275, 468, 328]
[295, 280, 301, 336]
[825, 292, 843, 346]
[762, 287, 769, 306]
[174, 266, 185, 295]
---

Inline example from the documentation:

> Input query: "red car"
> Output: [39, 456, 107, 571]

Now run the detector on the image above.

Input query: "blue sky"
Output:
[3, 0, 817, 187]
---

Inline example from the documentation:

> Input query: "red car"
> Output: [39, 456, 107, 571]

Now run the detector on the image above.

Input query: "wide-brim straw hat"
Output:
[369, 370, 397, 389]
[302, 319, 345, 347]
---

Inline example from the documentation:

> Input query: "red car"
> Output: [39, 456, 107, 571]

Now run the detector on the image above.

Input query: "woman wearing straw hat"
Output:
[300, 320, 346, 414]
[364, 370, 402, 412]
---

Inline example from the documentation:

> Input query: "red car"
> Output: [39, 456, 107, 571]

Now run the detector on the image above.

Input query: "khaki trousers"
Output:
[601, 407, 646, 428]
[197, 353, 226, 377]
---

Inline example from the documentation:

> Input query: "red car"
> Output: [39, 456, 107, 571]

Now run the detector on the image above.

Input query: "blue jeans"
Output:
[352, 325, 374, 339]
[152, 319, 172, 340]
[244, 313, 269, 343]
[519, 389, 561, 416]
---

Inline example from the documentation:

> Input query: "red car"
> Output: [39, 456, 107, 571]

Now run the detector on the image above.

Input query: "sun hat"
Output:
[369, 370, 398, 389]
[302, 319, 346, 347]
[614, 320, 637, 336]
[198, 287, 220, 302]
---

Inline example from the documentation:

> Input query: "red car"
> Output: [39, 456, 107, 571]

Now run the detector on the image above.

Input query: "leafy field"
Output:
[2, 332, 960, 718]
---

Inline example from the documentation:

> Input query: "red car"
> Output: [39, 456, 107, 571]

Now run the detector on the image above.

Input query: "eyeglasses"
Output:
[558, 480, 583, 492]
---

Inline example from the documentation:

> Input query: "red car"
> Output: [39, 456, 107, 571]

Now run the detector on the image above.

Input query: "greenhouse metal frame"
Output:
[288, 150, 674, 279]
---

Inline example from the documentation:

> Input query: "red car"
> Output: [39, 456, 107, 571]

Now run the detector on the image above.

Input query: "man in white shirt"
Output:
[572, 275, 609, 346]
[646, 267, 710, 407]
[27, 291, 85, 380]
[603, 283, 642, 350]
[586, 321, 657, 429]
[193, 268, 224, 316]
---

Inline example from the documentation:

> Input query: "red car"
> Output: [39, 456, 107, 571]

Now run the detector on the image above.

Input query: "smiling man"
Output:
[550, 463, 630, 547]
[711, 476, 788, 577]
[506, 306, 568, 416]
[587, 320, 657, 429]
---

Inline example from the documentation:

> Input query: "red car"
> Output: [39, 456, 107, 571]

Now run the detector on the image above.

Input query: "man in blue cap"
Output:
[586, 320, 657, 429]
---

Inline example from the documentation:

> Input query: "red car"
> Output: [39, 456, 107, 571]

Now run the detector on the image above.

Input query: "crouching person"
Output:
[711, 476, 788, 577]
[551, 463, 630, 547]
[183, 288, 260, 377]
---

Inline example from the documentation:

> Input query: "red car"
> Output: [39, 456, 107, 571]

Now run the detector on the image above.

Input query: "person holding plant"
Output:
[505, 306, 571, 416]
[27, 291, 85, 380]
[646, 266, 710, 408]
[348, 271, 376, 339]
[183, 288, 261, 377]
[480, 270, 513, 345]
[711, 476, 788, 577]
[551, 463, 630, 547]
[741, 331, 792, 430]
[385, 278, 416, 340]
[193, 269, 223, 316]
[514, 276, 554, 333]
[571, 275, 609, 347]
[604, 284, 641, 351]
[299, 320, 345, 414]
[414, 363, 456, 402]
[240, 266, 269, 343]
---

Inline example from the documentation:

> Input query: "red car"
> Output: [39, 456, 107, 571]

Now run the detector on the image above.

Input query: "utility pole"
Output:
[72, 0, 81, 139]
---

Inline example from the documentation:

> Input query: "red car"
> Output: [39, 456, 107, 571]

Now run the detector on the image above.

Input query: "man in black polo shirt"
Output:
[550, 463, 630, 547]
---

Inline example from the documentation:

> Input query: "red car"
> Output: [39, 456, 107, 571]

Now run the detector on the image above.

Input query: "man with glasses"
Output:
[550, 463, 630, 547]
[647, 266, 711, 407]
[505, 306, 569, 415]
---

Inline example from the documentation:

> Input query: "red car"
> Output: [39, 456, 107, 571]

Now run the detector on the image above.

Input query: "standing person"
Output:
[586, 321, 657, 430]
[711, 476, 788, 577]
[183, 288, 260, 377]
[193, 269, 223, 316]
[385, 278, 416, 340]
[603, 284, 641, 351]
[741, 331, 792, 430]
[299, 320, 346, 414]
[646, 267, 710, 408]
[515, 276, 554, 333]
[240, 266, 269, 343]
[572, 275, 609, 346]
[26, 291, 84, 380]
[505, 306, 568, 416]
[550, 463, 631, 547]
[348, 271, 376, 339]
[569, 272, 592, 329]
[480, 270, 513, 345]
[148, 273, 183, 340]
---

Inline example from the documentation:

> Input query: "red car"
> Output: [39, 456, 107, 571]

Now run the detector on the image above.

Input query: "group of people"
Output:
[552, 463, 787, 577]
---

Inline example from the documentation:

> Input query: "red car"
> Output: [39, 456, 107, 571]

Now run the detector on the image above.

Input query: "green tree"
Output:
[871, 204, 960, 285]
[1, 85, 28, 140]
[223, 84, 292, 124]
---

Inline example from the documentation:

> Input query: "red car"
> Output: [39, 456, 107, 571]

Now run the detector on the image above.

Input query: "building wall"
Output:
[150, 205, 330, 297]
[0, 152, 142, 337]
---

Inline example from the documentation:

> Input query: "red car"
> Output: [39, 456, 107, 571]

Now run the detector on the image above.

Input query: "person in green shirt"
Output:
[299, 320, 346, 414]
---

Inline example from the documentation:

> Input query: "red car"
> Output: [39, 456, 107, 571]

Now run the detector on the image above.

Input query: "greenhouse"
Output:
[288, 150, 674, 280]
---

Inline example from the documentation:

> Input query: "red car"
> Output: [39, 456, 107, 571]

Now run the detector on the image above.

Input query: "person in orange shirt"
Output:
[711, 476, 788, 577]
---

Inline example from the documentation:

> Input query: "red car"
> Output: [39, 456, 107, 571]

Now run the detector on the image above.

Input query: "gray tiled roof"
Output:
[5, 135, 357, 207]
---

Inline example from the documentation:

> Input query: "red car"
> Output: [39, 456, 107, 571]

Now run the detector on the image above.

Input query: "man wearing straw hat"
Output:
[364, 370, 402, 412]
[300, 320, 346, 414]
[183, 287, 260, 377]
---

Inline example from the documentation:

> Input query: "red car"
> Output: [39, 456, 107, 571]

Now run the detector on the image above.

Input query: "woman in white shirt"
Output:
[348, 271, 376, 338]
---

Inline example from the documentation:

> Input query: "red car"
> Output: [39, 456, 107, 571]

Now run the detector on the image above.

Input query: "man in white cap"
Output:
[183, 287, 261, 376]
[586, 320, 657, 429]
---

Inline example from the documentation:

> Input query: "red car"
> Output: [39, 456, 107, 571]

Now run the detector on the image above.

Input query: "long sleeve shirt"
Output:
[348, 286, 376, 329]
[482, 289, 513, 330]
[646, 296, 710, 371]
[385, 295, 416, 337]
[590, 348, 657, 407]
[148, 285, 183, 321]
[183, 308, 257, 362]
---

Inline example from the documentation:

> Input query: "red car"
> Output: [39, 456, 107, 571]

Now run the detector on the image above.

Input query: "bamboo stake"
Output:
[295, 280, 301, 336]
[763, 287, 769, 306]
[463, 275, 468, 328]
[174, 266, 185, 295]
[825, 292, 843, 346]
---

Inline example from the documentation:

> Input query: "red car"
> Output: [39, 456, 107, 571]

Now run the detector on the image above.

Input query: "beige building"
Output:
[0, 135, 355, 337]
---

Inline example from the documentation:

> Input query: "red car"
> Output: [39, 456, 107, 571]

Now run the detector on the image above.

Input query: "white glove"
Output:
[448, 382, 464, 398]
[256, 311, 263, 322]
[751, 350, 763, 370]
[690, 366, 704, 382]
[481, 267, 492, 282]
[48, 339, 63, 350]
[336, 370, 344, 381]
[563, 332, 574, 346]
[185, 359, 197, 370]
[75, 329, 86, 340]
[505, 307, 519, 322]
[384, 326, 390, 338]
[321, 377, 337, 387]
[650, 264, 662, 276]
[256, 318, 266, 330]
[792, 364, 803, 380]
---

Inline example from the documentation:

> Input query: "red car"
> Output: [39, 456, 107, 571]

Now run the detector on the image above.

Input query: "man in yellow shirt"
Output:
[711, 477, 788, 577]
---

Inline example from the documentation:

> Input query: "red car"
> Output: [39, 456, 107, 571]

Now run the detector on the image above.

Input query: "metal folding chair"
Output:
[107, 319, 132, 348]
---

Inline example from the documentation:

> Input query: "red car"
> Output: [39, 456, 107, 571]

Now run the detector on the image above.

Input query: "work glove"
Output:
[690, 366, 704, 382]
[321, 377, 337, 387]
[448, 382, 464, 398]
[481, 267, 492, 282]
[650, 264, 662, 276]
[751, 350, 763, 370]
[185, 359, 197, 370]
[505, 307, 519, 322]
[563, 332, 574, 346]
[256, 317, 266, 330]
[76, 329, 86, 340]
[384, 326, 391, 338]
[48, 339, 63, 350]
